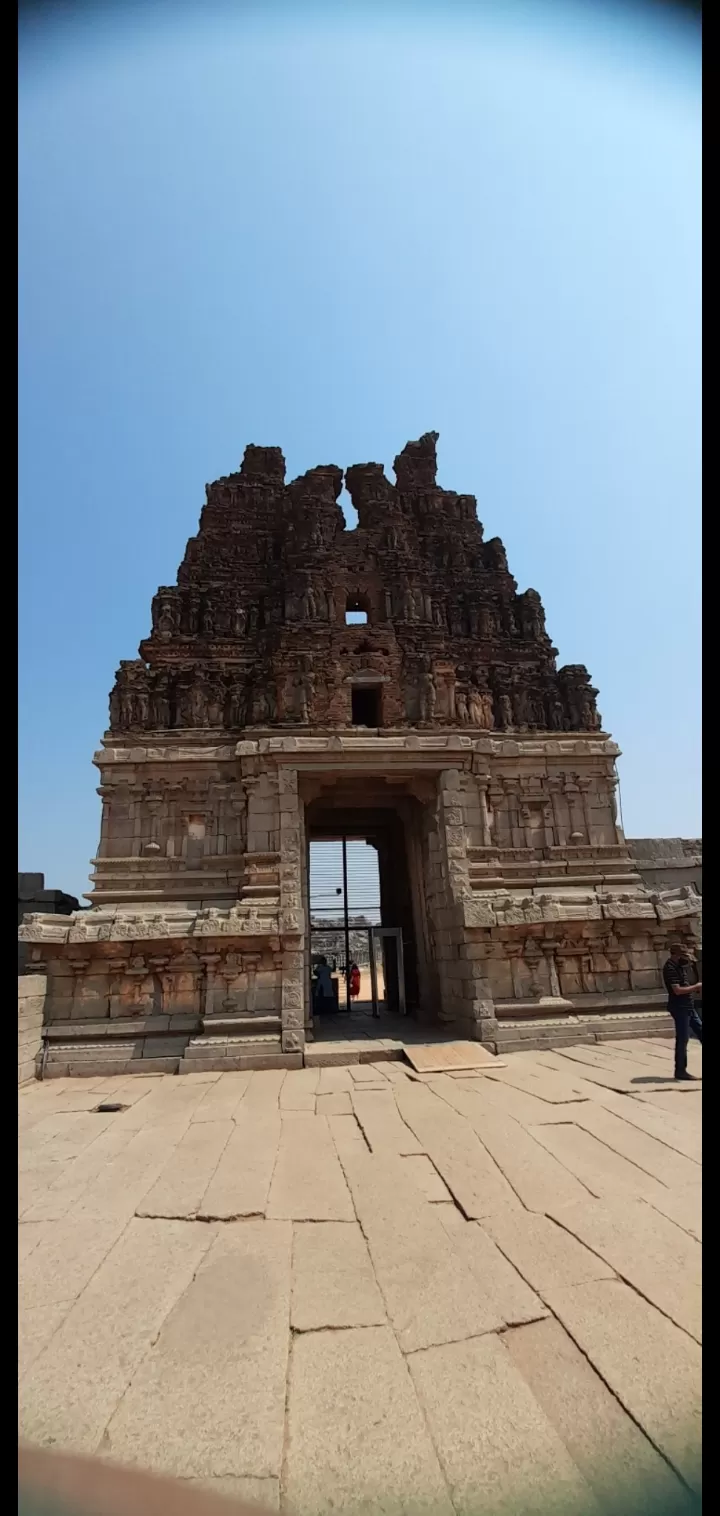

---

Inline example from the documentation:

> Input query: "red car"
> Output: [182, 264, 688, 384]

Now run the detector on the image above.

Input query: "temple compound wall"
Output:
[20, 433, 700, 1074]
[630, 839, 702, 906]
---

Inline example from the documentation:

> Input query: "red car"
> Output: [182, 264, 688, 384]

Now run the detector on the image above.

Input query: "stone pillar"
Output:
[278, 765, 306, 1052]
[542, 801, 554, 850]
[462, 939, 498, 1044]
[476, 778, 492, 847]
[437, 768, 470, 898]
[548, 778, 567, 847]
[564, 778, 586, 842]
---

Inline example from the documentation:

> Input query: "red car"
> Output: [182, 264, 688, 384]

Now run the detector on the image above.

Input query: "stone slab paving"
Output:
[19, 1038, 702, 1514]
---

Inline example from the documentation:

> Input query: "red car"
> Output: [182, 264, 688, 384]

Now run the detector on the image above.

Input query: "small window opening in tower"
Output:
[351, 685, 381, 727]
[345, 593, 369, 626]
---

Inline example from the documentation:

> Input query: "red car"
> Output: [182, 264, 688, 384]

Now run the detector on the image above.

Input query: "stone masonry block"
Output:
[282, 982, 304, 1011]
[18, 974, 48, 999]
[282, 1029, 305, 1053]
[282, 1005, 304, 1029]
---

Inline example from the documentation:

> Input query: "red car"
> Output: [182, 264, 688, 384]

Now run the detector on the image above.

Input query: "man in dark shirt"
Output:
[662, 944, 703, 1080]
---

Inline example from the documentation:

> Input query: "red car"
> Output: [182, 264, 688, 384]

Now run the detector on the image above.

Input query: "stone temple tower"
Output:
[21, 433, 700, 1075]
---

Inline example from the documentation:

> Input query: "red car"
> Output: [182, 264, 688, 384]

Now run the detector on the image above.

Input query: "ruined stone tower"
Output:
[21, 433, 700, 1074]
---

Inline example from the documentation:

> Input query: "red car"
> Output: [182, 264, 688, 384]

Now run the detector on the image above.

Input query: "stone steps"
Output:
[42, 1043, 182, 1078]
[491, 1011, 673, 1055]
[181, 1032, 299, 1073]
[38, 1013, 287, 1077]
[44, 1015, 199, 1041]
[35, 1009, 676, 1078]
[199, 1015, 281, 1038]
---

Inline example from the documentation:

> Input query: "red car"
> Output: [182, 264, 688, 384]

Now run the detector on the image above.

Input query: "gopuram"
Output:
[20, 432, 700, 1074]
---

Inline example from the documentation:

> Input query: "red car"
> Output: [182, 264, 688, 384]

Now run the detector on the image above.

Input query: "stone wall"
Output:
[18, 874, 80, 973]
[18, 974, 46, 1084]
[630, 839, 702, 903]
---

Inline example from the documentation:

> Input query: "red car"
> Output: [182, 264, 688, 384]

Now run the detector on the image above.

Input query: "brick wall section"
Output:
[18, 974, 46, 1085]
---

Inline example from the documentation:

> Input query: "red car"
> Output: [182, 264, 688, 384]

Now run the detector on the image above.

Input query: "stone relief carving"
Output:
[106, 433, 603, 738]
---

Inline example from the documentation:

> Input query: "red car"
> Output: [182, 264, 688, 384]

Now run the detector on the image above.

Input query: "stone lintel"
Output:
[90, 732, 619, 769]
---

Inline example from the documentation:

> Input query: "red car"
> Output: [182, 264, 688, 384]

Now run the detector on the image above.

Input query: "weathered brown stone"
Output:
[19, 435, 700, 1069]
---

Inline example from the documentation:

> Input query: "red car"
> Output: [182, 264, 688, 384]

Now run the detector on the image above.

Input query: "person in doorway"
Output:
[312, 956, 335, 1015]
[662, 943, 703, 1081]
[349, 961, 361, 1000]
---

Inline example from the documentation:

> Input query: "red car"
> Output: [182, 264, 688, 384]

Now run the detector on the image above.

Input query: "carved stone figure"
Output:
[115, 663, 150, 728]
[503, 603, 519, 637]
[303, 670, 316, 718]
[485, 538, 509, 573]
[151, 677, 171, 729]
[548, 695, 565, 731]
[252, 678, 277, 723]
[290, 670, 315, 723]
[468, 688, 484, 727]
[558, 666, 601, 732]
[252, 688, 270, 723]
[449, 603, 465, 638]
[226, 676, 246, 728]
[499, 693, 514, 729]
[455, 689, 469, 724]
[581, 694, 601, 731]
[181, 591, 200, 635]
[418, 669, 436, 722]
[135, 679, 151, 727]
[152, 591, 178, 636]
[512, 686, 529, 728]
[301, 586, 317, 621]
[402, 587, 417, 622]
[206, 681, 225, 726]
[479, 608, 497, 639]
[119, 678, 134, 728]
[233, 605, 246, 637]
[519, 590, 546, 642]
[189, 682, 208, 727]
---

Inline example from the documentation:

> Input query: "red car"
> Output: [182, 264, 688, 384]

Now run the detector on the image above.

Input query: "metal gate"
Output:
[308, 837, 406, 1017]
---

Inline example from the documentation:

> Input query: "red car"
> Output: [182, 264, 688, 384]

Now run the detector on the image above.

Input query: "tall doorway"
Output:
[308, 838, 389, 1014]
[305, 792, 427, 1031]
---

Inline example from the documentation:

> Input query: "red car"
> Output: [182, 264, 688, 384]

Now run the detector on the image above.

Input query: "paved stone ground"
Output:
[19, 1037, 702, 1515]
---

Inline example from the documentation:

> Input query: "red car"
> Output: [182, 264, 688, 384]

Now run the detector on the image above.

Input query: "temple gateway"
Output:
[20, 433, 700, 1074]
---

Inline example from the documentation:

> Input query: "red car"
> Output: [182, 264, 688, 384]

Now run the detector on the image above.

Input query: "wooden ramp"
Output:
[402, 1041, 505, 1075]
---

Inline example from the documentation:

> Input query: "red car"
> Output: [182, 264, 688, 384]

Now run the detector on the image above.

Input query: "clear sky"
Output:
[19, 0, 701, 902]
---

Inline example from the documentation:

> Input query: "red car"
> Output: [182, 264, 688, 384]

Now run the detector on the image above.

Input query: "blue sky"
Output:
[19, 1, 701, 901]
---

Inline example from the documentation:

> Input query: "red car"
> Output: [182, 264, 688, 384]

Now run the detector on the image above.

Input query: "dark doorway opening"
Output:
[351, 686, 381, 727]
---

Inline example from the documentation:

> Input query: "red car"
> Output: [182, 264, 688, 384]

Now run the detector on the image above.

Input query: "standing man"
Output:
[662, 943, 703, 1081]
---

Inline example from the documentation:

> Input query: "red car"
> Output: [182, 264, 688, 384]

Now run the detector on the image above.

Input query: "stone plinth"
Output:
[18, 974, 46, 1084]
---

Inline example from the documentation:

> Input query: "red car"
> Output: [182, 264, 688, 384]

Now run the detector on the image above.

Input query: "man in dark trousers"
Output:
[662, 943, 703, 1081]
